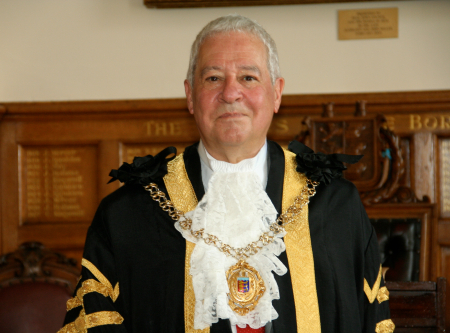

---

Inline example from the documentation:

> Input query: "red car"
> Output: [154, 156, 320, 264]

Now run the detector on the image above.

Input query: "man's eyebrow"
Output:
[200, 66, 222, 77]
[238, 65, 261, 75]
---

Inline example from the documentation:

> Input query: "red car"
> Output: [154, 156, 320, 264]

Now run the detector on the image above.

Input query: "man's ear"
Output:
[184, 80, 194, 114]
[273, 77, 285, 114]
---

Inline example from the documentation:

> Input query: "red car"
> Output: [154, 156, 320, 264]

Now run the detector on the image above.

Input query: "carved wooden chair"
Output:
[387, 278, 446, 332]
[0, 242, 80, 333]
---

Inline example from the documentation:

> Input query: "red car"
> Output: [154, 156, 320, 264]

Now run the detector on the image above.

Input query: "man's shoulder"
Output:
[314, 176, 360, 205]
[101, 183, 145, 208]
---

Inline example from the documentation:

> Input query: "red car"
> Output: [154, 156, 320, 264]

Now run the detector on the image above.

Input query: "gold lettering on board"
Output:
[410, 114, 422, 130]
[145, 121, 183, 136]
[145, 121, 167, 136]
[23, 146, 96, 222]
[424, 116, 438, 130]
[169, 122, 182, 136]
[441, 116, 450, 129]
[408, 114, 450, 132]
[275, 119, 289, 134]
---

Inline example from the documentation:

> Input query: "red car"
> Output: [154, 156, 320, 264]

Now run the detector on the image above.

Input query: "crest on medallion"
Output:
[226, 260, 266, 316]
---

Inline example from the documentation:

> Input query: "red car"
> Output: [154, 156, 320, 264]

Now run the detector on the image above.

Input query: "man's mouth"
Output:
[219, 112, 246, 119]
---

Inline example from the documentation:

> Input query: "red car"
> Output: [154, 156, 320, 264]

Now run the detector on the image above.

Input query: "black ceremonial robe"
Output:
[60, 141, 392, 333]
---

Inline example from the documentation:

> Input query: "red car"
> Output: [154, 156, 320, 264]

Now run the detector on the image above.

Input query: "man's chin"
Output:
[215, 130, 249, 146]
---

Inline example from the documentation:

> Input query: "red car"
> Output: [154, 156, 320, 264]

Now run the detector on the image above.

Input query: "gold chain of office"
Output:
[144, 178, 318, 261]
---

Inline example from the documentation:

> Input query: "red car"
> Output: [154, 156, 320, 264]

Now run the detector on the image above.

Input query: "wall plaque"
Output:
[21, 146, 97, 224]
[338, 7, 398, 40]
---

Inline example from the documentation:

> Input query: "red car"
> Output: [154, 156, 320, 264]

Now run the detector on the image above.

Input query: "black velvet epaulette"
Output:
[288, 140, 363, 185]
[108, 146, 177, 185]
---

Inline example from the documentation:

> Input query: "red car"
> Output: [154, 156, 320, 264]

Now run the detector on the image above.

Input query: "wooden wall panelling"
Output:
[439, 245, 450, 329]
[1, 101, 205, 264]
[16, 143, 98, 263]
[439, 137, 450, 219]
[13, 116, 105, 263]
[0, 105, 5, 253]
[398, 136, 412, 190]
[0, 121, 19, 254]
[438, 224, 450, 275]
[437, 135, 450, 327]
[413, 132, 436, 203]
[98, 140, 121, 200]
[279, 91, 450, 117]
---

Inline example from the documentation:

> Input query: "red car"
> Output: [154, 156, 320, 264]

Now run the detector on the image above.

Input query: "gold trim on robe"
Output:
[164, 154, 209, 333]
[58, 309, 124, 333]
[282, 149, 322, 333]
[377, 286, 389, 304]
[82, 259, 120, 301]
[375, 319, 395, 333]
[58, 260, 123, 333]
[364, 265, 382, 304]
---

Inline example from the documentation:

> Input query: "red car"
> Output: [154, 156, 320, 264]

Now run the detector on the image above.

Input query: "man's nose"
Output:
[220, 78, 242, 104]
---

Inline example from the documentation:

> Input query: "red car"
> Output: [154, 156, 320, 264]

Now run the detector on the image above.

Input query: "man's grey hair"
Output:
[186, 14, 281, 87]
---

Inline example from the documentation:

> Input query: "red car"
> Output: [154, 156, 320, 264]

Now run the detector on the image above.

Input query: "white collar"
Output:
[197, 140, 269, 192]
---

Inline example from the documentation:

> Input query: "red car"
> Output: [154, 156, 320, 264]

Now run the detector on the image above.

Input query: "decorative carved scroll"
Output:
[297, 102, 427, 205]
[0, 242, 79, 293]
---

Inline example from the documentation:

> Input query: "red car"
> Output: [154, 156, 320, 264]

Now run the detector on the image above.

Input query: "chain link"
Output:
[144, 178, 318, 261]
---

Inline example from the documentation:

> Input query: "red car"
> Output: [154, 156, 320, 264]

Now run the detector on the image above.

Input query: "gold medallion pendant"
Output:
[226, 260, 266, 316]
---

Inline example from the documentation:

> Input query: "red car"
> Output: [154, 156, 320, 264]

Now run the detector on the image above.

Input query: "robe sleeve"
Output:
[362, 209, 395, 333]
[57, 203, 128, 333]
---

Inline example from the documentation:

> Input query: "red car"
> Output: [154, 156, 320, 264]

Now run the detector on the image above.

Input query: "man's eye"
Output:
[244, 76, 256, 81]
[207, 76, 219, 82]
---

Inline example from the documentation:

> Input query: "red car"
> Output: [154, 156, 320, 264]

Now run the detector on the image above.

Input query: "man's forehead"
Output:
[196, 32, 268, 73]
[200, 65, 262, 76]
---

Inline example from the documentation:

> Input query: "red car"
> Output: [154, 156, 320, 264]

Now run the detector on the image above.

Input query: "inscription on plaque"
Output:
[22, 146, 97, 223]
[441, 140, 450, 216]
[338, 8, 398, 40]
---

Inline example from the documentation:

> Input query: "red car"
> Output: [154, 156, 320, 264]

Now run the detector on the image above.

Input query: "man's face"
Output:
[185, 32, 284, 155]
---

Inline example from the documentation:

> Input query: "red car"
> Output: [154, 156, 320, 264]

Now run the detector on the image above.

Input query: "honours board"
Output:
[21, 146, 97, 224]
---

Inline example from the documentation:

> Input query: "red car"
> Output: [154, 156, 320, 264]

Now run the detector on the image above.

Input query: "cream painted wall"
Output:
[1, 0, 449, 102]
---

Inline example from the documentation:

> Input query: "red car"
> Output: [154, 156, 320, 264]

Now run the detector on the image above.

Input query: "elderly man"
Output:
[59, 15, 393, 333]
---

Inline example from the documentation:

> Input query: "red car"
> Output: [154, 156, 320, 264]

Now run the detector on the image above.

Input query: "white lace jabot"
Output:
[174, 141, 288, 330]
[198, 140, 269, 191]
